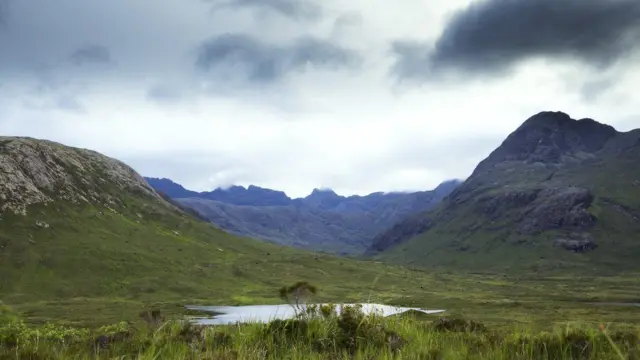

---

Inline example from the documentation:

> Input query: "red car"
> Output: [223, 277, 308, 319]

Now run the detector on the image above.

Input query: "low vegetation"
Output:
[1, 301, 638, 360]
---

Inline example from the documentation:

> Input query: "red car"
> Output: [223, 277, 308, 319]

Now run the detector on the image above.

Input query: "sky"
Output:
[1, 0, 639, 198]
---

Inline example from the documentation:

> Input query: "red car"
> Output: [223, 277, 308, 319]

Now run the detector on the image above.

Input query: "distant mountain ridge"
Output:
[145, 177, 461, 209]
[145, 177, 462, 254]
[366, 111, 640, 274]
[144, 178, 291, 206]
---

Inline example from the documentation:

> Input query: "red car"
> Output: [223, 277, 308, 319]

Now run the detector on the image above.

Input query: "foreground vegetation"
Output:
[2, 302, 639, 360]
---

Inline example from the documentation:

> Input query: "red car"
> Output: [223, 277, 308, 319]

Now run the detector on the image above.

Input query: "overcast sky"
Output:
[1, 0, 639, 198]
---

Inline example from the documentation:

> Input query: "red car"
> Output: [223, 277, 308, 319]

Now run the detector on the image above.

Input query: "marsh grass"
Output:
[1, 304, 638, 360]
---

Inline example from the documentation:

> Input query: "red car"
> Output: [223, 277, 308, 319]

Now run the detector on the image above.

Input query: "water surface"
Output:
[186, 303, 446, 325]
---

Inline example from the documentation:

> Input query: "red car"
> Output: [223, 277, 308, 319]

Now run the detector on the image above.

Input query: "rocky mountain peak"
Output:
[308, 188, 339, 197]
[0, 137, 160, 215]
[473, 111, 618, 174]
[298, 188, 343, 210]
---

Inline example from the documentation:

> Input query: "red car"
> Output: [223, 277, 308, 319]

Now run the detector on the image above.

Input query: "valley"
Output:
[1, 112, 639, 359]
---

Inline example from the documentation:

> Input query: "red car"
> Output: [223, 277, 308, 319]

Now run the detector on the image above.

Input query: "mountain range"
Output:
[1, 109, 638, 310]
[144, 177, 461, 254]
[366, 111, 640, 274]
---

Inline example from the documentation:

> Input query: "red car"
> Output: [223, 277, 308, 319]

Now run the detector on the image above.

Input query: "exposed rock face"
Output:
[554, 233, 597, 253]
[475, 188, 541, 220]
[474, 111, 618, 174]
[0, 137, 159, 215]
[518, 187, 595, 234]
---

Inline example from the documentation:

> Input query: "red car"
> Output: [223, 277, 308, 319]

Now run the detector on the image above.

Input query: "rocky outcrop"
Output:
[476, 188, 541, 220]
[554, 233, 597, 253]
[518, 187, 595, 233]
[0, 137, 161, 215]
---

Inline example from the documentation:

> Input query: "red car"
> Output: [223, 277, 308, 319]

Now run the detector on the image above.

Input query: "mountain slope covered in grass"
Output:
[0, 136, 457, 325]
[367, 111, 640, 274]
[146, 178, 461, 254]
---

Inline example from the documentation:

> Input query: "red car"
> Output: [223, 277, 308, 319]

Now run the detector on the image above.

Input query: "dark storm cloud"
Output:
[392, 0, 640, 80]
[69, 44, 112, 66]
[206, 0, 322, 20]
[196, 34, 361, 83]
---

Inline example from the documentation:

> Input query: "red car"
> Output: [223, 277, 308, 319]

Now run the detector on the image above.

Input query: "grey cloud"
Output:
[333, 13, 362, 29]
[124, 132, 503, 196]
[69, 44, 112, 66]
[580, 78, 616, 102]
[25, 59, 87, 112]
[206, 0, 322, 20]
[0, 0, 9, 27]
[196, 34, 361, 83]
[147, 84, 184, 103]
[30, 64, 69, 94]
[392, 0, 640, 81]
[23, 94, 85, 113]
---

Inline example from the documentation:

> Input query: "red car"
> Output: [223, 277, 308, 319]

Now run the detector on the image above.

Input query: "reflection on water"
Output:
[185, 303, 446, 325]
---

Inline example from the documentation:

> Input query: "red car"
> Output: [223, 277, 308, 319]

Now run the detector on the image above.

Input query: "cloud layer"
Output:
[206, 0, 323, 20]
[196, 34, 360, 83]
[0, 0, 638, 197]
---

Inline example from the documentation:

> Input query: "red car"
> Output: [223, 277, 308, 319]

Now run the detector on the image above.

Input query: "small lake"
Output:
[185, 303, 446, 325]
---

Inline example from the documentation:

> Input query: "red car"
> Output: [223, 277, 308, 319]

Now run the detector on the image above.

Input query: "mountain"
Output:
[366, 111, 640, 274]
[146, 179, 461, 254]
[145, 178, 291, 206]
[0, 136, 433, 321]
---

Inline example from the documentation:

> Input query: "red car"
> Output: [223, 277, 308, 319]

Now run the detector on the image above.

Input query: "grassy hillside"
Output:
[368, 112, 640, 274]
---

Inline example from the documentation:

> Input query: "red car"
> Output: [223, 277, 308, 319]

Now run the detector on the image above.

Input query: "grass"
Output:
[4, 195, 638, 329]
[1, 303, 639, 360]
